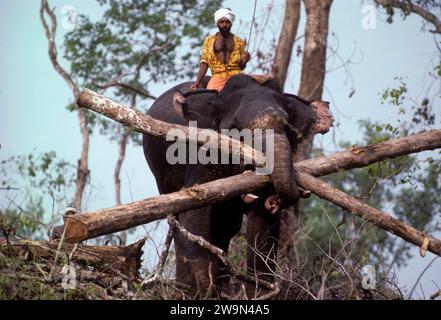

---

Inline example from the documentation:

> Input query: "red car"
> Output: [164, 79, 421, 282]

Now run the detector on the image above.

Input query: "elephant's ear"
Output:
[285, 93, 334, 138]
[173, 91, 186, 117]
[309, 100, 334, 135]
[284, 93, 315, 139]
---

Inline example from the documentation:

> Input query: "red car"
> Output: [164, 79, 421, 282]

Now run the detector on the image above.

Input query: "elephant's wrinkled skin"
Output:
[142, 74, 331, 298]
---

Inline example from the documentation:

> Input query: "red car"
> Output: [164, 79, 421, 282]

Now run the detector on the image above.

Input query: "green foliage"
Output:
[1, 198, 47, 240]
[63, 0, 222, 141]
[436, 62, 441, 77]
[1, 152, 78, 240]
[380, 79, 408, 107]
[380, 76, 438, 131]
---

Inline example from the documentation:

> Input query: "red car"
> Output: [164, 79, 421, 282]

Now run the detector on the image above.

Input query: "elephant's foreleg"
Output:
[245, 202, 279, 298]
[175, 207, 220, 298]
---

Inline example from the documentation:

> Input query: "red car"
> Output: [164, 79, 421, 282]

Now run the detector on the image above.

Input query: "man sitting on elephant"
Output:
[190, 8, 251, 92]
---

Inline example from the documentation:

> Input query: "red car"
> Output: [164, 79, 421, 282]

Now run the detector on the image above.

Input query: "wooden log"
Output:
[77, 88, 266, 167]
[297, 129, 441, 176]
[64, 172, 271, 242]
[0, 238, 146, 278]
[77, 88, 441, 176]
[63, 130, 441, 244]
[296, 172, 441, 257]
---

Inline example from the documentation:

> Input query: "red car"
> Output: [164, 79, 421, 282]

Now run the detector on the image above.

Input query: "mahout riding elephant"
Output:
[142, 74, 332, 298]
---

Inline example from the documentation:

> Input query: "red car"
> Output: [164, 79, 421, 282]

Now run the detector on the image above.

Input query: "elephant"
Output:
[142, 74, 332, 298]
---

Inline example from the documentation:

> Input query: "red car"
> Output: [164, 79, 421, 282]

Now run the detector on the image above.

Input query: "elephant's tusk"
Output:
[299, 187, 312, 199]
[241, 193, 259, 203]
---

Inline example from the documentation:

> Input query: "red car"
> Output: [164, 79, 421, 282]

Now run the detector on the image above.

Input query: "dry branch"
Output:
[167, 215, 276, 293]
[76, 88, 266, 167]
[375, 0, 441, 34]
[296, 172, 441, 257]
[297, 130, 441, 176]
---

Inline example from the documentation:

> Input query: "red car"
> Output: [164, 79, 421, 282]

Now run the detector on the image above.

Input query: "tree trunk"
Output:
[114, 94, 136, 246]
[280, 0, 334, 266]
[76, 88, 267, 167]
[296, 172, 441, 258]
[40, 0, 89, 210]
[272, 0, 301, 89]
[74, 108, 90, 211]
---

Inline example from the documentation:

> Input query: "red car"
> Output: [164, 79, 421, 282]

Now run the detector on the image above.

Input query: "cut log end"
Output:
[63, 218, 89, 243]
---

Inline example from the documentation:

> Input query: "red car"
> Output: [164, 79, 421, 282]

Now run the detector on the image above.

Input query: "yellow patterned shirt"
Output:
[200, 34, 245, 79]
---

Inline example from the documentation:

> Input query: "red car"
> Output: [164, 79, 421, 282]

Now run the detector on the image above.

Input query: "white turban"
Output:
[214, 8, 235, 25]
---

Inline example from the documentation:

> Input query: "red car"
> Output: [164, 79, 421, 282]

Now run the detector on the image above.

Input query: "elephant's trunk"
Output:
[271, 133, 300, 208]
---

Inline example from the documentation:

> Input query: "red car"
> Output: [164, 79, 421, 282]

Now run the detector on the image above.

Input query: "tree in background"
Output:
[39, 0, 222, 243]
[41, 0, 222, 216]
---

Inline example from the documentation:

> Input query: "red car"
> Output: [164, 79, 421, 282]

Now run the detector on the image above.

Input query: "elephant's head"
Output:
[173, 89, 221, 129]
[171, 75, 334, 210]
[219, 74, 333, 209]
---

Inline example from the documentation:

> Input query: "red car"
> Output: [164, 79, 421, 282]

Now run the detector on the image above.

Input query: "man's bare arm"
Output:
[191, 62, 209, 89]
[239, 52, 251, 70]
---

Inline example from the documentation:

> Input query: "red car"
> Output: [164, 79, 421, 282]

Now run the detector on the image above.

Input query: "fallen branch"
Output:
[77, 88, 441, 176]
[76, 88, 266, 167]
[296, 172, 441, 257]
[137, 224, 175, 291]
[167, 215, 276, 294]
[297, 130, 441, 176]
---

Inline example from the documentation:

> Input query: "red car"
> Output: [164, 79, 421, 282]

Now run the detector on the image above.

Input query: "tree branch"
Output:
[297, 130, 441, 176]
[296, 172, 441, 257]
[95, 81, 157, 100]
[375, 0, 441, 34]
[76, 88, 267, 167]
[167, 215, 276, 294]
[63, 172, 271, 242]
[39, 0, 79, 97]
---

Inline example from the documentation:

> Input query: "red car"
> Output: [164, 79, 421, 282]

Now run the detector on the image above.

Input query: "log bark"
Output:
[296, 172, 441, 257]
[76, 88, 266, 168]
[64, 172, 271, 242]
[297, 130, 441, 176]
[0, 238, 146, 278]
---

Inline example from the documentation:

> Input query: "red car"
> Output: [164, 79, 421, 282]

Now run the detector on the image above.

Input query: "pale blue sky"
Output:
[0, 0, 440, 299]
